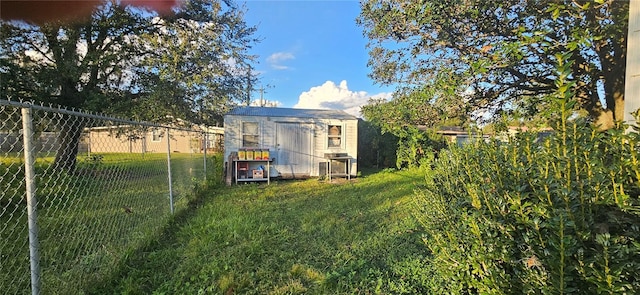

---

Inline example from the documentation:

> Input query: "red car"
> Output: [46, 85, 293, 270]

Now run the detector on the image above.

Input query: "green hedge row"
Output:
[414, 121, 640, 294]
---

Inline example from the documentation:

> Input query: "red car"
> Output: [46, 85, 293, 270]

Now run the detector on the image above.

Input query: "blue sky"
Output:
[241, 0, 393, 116]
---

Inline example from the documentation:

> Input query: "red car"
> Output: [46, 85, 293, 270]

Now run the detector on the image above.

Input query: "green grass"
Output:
[1, 152, 212, 294]
[93, 168, 431, 294]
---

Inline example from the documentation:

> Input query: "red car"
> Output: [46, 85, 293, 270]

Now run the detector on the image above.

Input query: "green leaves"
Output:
[547, 3, 566, 21]
[361, 73, 469, 168]
[1, 0, 258, 126]
[358, 0, 629, 128]
[414, 119, 640, 293]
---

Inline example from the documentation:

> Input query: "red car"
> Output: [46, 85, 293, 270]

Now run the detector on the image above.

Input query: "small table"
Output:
[326, 156, 351, 181]
[234, 159, 271, 185]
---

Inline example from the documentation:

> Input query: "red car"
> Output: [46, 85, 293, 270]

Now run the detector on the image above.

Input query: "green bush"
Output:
[414, 120, 640, 294]
[357, 119, 398, 169]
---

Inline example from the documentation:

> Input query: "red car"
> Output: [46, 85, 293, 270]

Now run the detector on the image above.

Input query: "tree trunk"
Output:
[53, 116, 86, 173]
[598, 72, 625, 130]
[602, 48, 627, 129]
[596, 0, 628, 130]
[613, 89, 626, 125]
[594, 110, 615, 130]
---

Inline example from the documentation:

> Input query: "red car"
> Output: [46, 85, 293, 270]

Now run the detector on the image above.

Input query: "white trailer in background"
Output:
[223, 106, 358, 182]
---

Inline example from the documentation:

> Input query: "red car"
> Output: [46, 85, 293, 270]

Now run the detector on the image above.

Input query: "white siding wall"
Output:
[224, 115, 277, 160]
[625, 0, 640, 126]
[224, 115, 358, 178]
[346, 120, 358, 175]
[223, 115, 239, 161]
[315, 119, 358, 176]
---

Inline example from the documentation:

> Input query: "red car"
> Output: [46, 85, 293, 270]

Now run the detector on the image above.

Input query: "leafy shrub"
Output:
[394, 127, 447, 169]
[414, 119, 640, 294]
[357, 119, 398, 169]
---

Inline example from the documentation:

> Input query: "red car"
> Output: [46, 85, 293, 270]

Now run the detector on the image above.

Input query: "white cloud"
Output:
[266, 52, 294, 70]
[267, 52, 294, 62]
[270, 64, 290, 70]
[293, 80, 392, 117]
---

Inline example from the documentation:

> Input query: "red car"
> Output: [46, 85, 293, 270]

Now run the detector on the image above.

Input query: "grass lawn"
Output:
[93, 168, 432, 294]
[1, 152, 209, 294]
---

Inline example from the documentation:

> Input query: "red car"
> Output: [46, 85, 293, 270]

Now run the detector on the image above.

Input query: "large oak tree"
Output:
[358, 0, 628, 129]
[1, 0, 257, 171]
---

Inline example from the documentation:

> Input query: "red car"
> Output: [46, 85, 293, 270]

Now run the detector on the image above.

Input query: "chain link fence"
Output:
[0, 99, 222, 294]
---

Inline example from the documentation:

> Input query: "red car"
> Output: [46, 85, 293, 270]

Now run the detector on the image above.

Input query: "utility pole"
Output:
[259, 85, 265, 107]
[246, 64, 252, 106]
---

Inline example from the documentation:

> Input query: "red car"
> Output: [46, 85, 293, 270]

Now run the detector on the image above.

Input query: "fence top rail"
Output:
[1, 99, 212, 133]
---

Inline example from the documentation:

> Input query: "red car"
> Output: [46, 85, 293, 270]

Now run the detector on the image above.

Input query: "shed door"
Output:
[275, 123, 313, 177]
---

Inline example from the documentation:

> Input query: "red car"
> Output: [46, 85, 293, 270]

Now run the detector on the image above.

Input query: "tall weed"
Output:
[415, 119, 640, 293]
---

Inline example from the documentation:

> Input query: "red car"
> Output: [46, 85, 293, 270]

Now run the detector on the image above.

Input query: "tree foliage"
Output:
[1, 0, 256, 124]
[358, 0, 628, 129]
[115, 0, 258, 125]
[361, 81, 463, 168]
[0, 0, 257, 171]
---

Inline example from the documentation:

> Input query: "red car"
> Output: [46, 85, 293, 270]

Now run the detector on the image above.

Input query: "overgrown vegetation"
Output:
[91, 169, 429, 294]
[413, 114, 640, 292]
[406, 49, 640, 293]
[360, 95, 450, 169]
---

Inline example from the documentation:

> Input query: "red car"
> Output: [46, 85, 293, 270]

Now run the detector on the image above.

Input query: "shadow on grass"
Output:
[356, 166, 388, 177]
[88, 169, 430, 294]
[85, 177, 218, 294]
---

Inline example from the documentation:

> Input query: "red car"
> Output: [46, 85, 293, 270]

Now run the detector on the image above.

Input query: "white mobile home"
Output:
[224, 106, 358, 181]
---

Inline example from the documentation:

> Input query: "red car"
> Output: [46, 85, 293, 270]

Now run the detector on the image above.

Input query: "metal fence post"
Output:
[203, 132, 207, 181]
[166, 127, 174, 214]
[21, 106, 41, 295]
